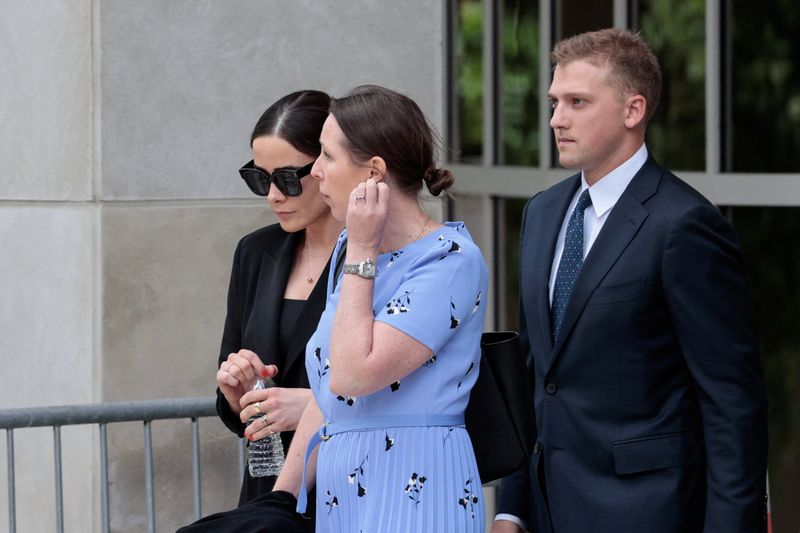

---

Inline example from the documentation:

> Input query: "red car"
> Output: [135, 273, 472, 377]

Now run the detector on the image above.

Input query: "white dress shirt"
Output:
[495, 143, 648, 530]
[548, 143, 648, 304]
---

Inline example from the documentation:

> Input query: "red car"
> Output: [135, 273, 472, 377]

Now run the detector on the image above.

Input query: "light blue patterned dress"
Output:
[303, 221, 489, 533]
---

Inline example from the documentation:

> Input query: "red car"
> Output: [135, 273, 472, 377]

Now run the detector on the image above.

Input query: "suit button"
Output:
[533, 441, 541, 455]
[545, 382, 557, 394]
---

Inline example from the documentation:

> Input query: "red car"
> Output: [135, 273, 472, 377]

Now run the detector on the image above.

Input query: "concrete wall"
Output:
[1, 1, 447, 531]
[0, 2, 96, 531]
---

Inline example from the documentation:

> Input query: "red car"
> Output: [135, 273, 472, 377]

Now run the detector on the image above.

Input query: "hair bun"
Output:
[423, 167, 455, 196]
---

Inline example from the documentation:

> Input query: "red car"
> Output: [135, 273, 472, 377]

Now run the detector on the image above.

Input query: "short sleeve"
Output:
[374, 235, 487, 354]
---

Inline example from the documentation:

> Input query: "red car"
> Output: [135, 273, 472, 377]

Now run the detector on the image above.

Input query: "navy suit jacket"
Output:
[498, 158, 768, 533]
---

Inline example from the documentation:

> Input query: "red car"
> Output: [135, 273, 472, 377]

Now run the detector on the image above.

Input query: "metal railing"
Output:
[0, 396, 238, 533]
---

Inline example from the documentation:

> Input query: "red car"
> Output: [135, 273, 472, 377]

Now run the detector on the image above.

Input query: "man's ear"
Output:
[367, 156, 387, 181]
[624, 94, 647, 130]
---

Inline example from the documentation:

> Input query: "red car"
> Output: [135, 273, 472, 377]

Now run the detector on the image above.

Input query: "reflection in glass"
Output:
[500, 0, 539, 166]
[728, 2, 800, 172]
[730, 206, 800, 532]
[635, 0, 705, 171]
[556, 0, 612, 40]
[454, 0, 484, 163]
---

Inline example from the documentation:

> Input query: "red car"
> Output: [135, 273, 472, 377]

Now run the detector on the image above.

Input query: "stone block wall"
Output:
[1, 1, 446, 530]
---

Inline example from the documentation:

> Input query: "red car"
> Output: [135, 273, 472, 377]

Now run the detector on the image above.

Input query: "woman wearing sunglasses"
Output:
[215, 90, 342, 515]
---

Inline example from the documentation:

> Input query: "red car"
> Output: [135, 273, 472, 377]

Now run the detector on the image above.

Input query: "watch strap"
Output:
[342, 259, 376, 279]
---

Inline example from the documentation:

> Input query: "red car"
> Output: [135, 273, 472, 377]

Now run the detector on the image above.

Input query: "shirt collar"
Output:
[581, 144, 648, 218]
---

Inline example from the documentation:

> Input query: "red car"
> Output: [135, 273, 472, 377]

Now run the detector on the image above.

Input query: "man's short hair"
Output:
[552, 28, 662, 123]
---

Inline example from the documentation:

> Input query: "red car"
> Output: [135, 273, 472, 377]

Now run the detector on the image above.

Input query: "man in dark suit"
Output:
[493, 29, 768, 533]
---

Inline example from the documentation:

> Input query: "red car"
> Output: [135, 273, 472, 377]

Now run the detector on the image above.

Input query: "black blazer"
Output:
[498, 158, 768, 533]
[216, 223, 329, 516]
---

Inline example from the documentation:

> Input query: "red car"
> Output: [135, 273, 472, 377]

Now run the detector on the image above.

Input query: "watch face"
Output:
[361, 261, 376, 277]
[344, 260, 377, 278]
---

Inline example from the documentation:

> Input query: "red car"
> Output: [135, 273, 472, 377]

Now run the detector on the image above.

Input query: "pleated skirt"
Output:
[314, 426, 485, 533]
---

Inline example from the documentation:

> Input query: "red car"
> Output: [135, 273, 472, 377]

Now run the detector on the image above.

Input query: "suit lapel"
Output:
[527, 175, 581, 368]
[549, 159, 662, 362]
[249, 232, 299, 379]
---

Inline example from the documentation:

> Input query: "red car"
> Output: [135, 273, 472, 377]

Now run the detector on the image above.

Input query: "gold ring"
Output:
[253, 402, 261, 415]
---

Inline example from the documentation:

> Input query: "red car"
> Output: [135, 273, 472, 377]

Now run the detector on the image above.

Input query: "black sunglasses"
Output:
[238, 161, 314, 197]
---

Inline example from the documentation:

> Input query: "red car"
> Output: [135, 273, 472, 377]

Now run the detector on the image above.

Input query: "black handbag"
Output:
[177, 490, 308, 533]
[465, 331, 536, 483]
[334, 244, 535, 482]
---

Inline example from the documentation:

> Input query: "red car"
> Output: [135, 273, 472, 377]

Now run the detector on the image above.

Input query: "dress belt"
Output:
[295, 414, 465, 514]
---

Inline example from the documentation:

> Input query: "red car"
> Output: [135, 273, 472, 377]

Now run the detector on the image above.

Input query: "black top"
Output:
[215, 223, 330, 524]
[279, 299, 306, 359]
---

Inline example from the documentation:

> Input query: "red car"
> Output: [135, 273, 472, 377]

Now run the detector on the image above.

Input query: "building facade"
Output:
[1, 1, 797, 531]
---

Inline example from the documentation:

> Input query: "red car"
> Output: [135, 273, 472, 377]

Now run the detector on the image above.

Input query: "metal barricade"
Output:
[0, 397, 242, 533]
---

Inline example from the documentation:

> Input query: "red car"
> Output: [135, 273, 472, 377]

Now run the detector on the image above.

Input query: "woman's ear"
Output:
[368, 156, 387, 181]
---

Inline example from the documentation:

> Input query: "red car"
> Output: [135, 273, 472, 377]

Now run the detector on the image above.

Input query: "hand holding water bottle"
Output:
[216, 349, 276, 417]
[241, 377, 285, 477]
[239, 383, 312, 437]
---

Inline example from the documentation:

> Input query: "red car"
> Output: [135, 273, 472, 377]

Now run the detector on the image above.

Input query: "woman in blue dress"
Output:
[258, 85, 489, 532]
[179, 85, 489, 533]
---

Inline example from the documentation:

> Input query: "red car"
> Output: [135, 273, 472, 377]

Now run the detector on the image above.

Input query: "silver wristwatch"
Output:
[342, 259, 377, 279]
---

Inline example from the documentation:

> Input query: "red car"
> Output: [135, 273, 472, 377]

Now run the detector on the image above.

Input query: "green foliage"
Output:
[456, 0, 484, 162]
[730, 0, 800, 172]
[639, 0, 706, 171]
[501, 0, 539, 166]
[455, 0, 540, 165]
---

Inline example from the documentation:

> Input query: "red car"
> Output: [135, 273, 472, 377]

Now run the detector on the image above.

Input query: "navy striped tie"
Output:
[551, 189, 592, 339]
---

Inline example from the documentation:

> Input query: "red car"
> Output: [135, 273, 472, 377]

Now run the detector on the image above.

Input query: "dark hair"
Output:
[250, 90, 331, 157]
[552, 29, 662, 123]
[329, 85, 454, 197]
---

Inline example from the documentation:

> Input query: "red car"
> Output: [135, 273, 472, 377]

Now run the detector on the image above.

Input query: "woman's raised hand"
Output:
[346, 177, 389, 253]
[216, 349, 276, 415]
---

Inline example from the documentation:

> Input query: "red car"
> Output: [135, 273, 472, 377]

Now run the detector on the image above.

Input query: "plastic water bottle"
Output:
[247, 378, 285, 477]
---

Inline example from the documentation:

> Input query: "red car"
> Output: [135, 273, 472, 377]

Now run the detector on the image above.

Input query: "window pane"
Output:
[501, 197, 527, 329]
[557, 0, 612, 40]
[636, 0, 706, 171]
[728, 2, 800, 172]
[454, 0, 484, 163]
[730, 206, 800, 531]
[551, 0, 613, 169]
[500, 0, 539, 166]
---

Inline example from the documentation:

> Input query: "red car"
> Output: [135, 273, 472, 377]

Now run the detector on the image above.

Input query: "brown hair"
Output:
[250, 90, 331, 157]
[329, 85, 454, 197]
[552, 28, 662, 123]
